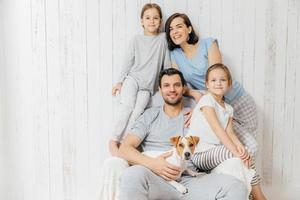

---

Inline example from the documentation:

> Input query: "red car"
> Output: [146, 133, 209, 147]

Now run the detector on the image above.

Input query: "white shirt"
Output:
[188, 93, 233, 152]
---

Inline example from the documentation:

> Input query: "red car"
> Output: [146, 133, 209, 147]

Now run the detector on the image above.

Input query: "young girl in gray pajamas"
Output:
[109, 3, 170, 156]
[188, 64, 266, 200]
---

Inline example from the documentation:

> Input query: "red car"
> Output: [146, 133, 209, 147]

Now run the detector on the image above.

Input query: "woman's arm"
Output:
[208, 41, 222, 66]
[185, 88, 204, 103]
[171, 61, 179, 69]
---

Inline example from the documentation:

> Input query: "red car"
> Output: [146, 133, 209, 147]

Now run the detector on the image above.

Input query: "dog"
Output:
[143, 135, 201, 194]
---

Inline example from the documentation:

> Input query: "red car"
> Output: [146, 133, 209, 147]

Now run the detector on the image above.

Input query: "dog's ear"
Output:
[190, 136, 200, 145]
[170, 136, 181, 145]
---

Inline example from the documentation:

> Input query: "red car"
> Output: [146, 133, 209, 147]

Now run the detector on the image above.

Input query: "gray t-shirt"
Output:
[129, 106, 189, 152]
[117, 33, 170, 94]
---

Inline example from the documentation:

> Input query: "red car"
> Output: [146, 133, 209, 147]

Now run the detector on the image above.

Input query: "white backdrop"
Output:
[0, 0, 300, 199]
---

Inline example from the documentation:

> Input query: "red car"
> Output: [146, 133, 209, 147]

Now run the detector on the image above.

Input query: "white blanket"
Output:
[98, 157, 129, 200]
[212, 157, 255, 198]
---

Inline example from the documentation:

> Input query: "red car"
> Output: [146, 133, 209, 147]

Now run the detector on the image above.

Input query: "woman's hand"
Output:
[185, 88, 204, 103]
[112, 82, 122, 96]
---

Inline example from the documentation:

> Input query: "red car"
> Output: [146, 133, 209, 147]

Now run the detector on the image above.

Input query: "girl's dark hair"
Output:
[159, 68, 186, 88]
[206, 63, 232, 87]
[165, 13, 199, 51]
[140, 3, 162, 19]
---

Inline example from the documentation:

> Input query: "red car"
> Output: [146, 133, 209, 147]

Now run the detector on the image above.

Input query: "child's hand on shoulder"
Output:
[112, 82, 122, 96]
[184, 108, 193, 127]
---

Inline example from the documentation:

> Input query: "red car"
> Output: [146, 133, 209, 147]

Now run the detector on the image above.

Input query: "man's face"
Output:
[159, 74, 185, 106]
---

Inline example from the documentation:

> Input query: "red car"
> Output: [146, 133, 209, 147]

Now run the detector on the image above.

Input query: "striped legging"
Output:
[192, 145, 260, 186]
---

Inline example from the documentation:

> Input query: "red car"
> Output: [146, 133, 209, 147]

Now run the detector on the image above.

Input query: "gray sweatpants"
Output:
[119, 165, 248, 200]
[112, 76, 151, 141]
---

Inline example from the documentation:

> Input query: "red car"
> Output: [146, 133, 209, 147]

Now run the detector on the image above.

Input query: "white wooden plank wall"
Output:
[0, 0, 299, 199]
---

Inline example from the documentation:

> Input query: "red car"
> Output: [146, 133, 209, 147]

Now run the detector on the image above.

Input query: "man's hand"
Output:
[112, 82, 122, 96]
[150, 151, 182, 181]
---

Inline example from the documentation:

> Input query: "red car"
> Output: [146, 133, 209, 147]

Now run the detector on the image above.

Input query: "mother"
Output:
[165, 13, 266, 200]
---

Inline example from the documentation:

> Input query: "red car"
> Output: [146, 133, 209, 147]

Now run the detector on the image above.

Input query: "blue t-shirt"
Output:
[170, 37, 244, 104]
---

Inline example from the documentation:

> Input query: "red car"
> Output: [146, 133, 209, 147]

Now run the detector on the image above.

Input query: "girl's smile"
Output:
[206, 68, 230, 99]
[141, 8, 161, 36]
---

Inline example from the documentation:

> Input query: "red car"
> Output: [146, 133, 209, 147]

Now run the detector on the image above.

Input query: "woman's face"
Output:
[169, 17, 192, 46]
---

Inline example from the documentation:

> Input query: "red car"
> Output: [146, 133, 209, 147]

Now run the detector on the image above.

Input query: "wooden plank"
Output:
[186, 0, 200, 33]
[272, 0, 288, 185]
[69, 0, 89, 199]
[197, 0, 211, 37]
[210, 0, 222, 43]
[262, 0, 277, 185]
[86, 0, 102, 199]
[283, 0, 299, 184]
[0, 7, 6, 199]
[58, 0, 77, 198]
[99, 0, 113, 163]
[15, 0, 37, 199]
[283, 0, 300, 184]
[253, 0, 267, 176]
[229, 0, 244, 83]
[30, 0, 50, 199]
[220, 0, 235, 77]
[163, 0, 177, 18]
[292, 0, 300, 186]
[112, 0, 126, 81]
[241, 0, 255, 94]
[170, 0, 187, 13]
[44, 0, 64, 199]
[125, 0, 140, 37]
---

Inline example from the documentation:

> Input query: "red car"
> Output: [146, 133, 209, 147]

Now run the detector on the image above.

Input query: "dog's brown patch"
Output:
[170, 135, 200, 156]
[186, 136, 200, 154]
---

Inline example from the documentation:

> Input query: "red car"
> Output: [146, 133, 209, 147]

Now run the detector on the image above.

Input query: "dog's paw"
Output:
[176, 185, 188, 194]
[187, 169, 205, 177]
[192, 172, 206, 177]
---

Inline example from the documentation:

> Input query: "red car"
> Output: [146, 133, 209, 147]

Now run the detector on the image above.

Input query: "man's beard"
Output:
[163, 96, 183, 106]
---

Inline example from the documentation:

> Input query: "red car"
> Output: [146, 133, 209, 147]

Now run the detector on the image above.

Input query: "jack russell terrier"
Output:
[143, 135, 201, 194]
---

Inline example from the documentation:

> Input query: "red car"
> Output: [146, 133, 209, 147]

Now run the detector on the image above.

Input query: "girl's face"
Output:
[206, 68, 230, 97]
[169, 17, 191, 45]
[141, 8, 161, 35]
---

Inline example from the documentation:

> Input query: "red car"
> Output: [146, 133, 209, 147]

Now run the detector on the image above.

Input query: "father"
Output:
[118, 68, 247, 200]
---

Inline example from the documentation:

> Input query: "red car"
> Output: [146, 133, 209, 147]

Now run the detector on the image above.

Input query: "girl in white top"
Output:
[110, 3, 170, 156]
[189, 63, 267, 200]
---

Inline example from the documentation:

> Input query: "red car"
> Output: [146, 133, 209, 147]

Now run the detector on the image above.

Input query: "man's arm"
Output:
[118, 134, 181, 181]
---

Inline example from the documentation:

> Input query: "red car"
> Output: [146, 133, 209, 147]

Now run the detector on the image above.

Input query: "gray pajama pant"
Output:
[112, 76, 151, 141]
[231, 93, 258, 157]
[192, 145, 260, 186]
[119, 165, 248, 200]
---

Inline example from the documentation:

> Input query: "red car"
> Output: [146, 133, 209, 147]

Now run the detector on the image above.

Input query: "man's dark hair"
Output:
[159, 68, 186, 88]
[165, 13, 199, 51]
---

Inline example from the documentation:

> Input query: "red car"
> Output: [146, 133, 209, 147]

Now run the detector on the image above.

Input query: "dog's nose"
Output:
[184, 152, 190, 158]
